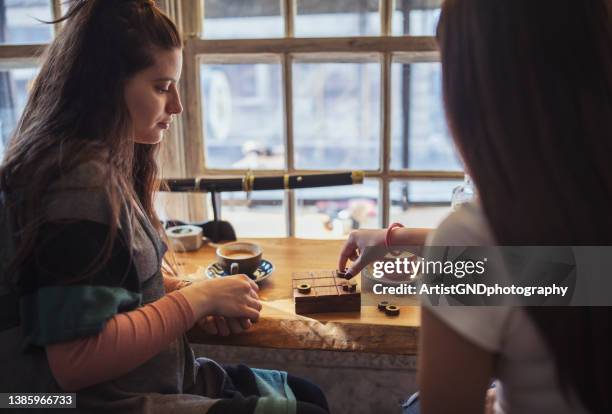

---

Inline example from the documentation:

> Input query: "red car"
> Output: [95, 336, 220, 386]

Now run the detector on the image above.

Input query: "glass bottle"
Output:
[451, 174, 476, 210]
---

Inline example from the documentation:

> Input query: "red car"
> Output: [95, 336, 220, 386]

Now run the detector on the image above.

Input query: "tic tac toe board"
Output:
[292, 270, 361, 315]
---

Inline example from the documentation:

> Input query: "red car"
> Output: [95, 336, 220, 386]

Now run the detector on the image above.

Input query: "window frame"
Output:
[0, 0, 62, 48]
[0, 0, 60, 158]
[178, 0, 463, 236]
[0, 0, 464, 235]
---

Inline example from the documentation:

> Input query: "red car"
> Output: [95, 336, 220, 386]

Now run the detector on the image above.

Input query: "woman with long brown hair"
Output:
[0, 1, 328, 413]
[339, 0, 612, 412]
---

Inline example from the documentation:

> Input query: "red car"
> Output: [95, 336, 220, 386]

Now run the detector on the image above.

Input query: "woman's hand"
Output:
[180, 275, 261, 321]
[338, 229, 387, 278]
[338, 227, 431, 278]
[198, 315, 253, 336]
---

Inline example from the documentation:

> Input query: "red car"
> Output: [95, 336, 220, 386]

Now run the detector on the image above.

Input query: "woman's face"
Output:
[124, 47, 183, 145]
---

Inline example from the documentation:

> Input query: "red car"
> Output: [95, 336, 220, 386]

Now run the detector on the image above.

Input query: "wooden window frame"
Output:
[0, 0, 62, 61]
[0, 0, 464, 234]
[176, 0, 462, 236]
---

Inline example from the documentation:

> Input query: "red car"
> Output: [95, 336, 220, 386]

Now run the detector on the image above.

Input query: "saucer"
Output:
[204, 259, 274, 283]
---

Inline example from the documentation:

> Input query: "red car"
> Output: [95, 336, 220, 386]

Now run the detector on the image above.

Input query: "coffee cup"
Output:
[216, 242, 263, 277]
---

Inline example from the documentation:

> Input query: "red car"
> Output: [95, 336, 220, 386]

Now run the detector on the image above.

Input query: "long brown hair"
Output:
[438, 0, 612, 412]
[0, 0, 181, 285]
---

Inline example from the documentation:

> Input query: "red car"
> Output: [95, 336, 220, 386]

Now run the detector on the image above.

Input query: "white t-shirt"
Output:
[425, 202, 588, 414]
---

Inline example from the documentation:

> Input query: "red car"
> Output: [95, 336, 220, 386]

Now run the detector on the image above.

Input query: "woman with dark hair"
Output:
[339, 0, 612, 412]
[0, 1, 328, 413]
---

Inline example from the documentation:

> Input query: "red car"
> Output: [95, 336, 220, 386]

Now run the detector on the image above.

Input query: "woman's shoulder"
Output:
[44, 158, 125, 225]
[427, 201, 496, 246]
[424, 202, 514, 352]
[49, 158, 111, 192]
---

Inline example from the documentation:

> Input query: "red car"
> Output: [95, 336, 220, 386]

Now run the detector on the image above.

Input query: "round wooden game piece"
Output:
[377, 301, 390, 311]
[297, 283, 311, 294]
[385, 305, 400, 316]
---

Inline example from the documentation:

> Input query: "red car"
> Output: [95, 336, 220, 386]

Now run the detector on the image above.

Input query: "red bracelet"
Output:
[385, 222, 404, 248]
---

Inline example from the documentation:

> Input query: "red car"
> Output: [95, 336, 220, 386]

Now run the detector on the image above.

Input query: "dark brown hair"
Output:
[0, 0, 181, 284]
[438, 0, 612, 412]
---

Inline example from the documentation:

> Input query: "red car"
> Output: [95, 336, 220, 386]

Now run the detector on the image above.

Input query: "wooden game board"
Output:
[292, 270, 361, 315]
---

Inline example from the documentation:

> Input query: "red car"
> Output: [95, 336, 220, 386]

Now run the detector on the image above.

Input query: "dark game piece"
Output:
[377, 301, 390, 311]
[384, 304, 400, 316]
[342, 280, 357, 292]
[293, 270, 361, 315]
[335, 269, 352, 280]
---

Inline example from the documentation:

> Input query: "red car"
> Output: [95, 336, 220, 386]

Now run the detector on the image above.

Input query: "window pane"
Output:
[295, 0, 379, 37]
[293, 60, 380, 170]
[392, 0, 441, 36]
[201, 62, 285, 169]
[220, 190, 286, 237]
[390, 61, 461, 170]
[1, 0, 53, 44]
[203, 0, 283, 39]
[0, 67, 38, 159]
[295, 179, 379, 238]
[389, 180, 458, 228]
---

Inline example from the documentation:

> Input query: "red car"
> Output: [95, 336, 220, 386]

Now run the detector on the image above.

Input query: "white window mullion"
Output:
[282, 52, 296, 236]
[185, 0, 203, 38]
[381, 52, 392, 227]
[51, 0, 63, 35]
[282, 0, 295, 38]
[380, 0, 393, 36]
[380, 176, 390, 228]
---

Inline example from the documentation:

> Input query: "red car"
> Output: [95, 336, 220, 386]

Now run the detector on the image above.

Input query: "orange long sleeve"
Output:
[162, 275, 192, 293]
[46, 290, 195, 392]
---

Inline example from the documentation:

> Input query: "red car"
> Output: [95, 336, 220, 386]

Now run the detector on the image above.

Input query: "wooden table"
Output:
[174, 238, 420, 355]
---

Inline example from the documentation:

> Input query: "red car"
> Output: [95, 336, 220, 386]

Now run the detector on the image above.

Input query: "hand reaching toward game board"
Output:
[338, 229, 387, 278]
[338, 228, 432, 278]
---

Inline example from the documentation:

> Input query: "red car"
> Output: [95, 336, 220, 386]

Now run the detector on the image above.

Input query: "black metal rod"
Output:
[161, 171, 364, 193]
